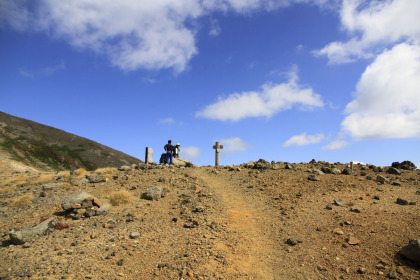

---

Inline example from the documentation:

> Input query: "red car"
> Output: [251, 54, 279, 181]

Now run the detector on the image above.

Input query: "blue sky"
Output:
[1, 0, 419, 167]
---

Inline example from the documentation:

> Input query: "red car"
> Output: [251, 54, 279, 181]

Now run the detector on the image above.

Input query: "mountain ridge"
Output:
[0, 111, 142, 171]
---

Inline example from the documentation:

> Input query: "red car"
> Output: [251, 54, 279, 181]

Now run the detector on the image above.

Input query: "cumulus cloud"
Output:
[341, 43, 420, 139]
[196, 67, 323, 121]
[182, 146, 202, 159]
[1, 0, 336, 72]
[321, 140, 349, 150]
[220, 137, 251, 155]
[315, 0, 420, 64]
[282, 133, 324, 148]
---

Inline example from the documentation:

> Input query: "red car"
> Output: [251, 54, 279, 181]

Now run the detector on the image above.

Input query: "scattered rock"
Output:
[130, 232, 140, 239]
[396, 198, 409, 205]
[396, 266, 405, 275]
[85, 173, 106, 183]
[308, 175, 320, 181]
[118, 165, 132, 171]
[141, 185, 168, 201]
[392, 181, 402, 186]
[387, 167, 401, 175]
[350, 207, 361, 213]
[388, 269, 397, 279]
[392, 161, 416, 170]
[325, 203, 334, 210]
[347, 236, 361, 245]
[358, 267, 367, 274]
[377, 175, 389, 184]
[334, 198, 346, 207]
[61, 192, 95, 211]
[9, 217, 56, 245]
[333, 228, 344, 235]
[341, 168, 353, 175]
[285, 163, 295, 170]
[399, 240, 420, 266]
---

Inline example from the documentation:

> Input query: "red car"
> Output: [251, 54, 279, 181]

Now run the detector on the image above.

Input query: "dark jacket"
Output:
[164, 144, 174, 153]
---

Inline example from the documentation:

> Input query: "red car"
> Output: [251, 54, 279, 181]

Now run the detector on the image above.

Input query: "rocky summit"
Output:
[0, 160, 419, 279]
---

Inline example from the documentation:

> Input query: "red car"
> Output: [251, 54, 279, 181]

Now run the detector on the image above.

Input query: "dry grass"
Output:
[57, 171, 71, 178]
[74, 168, 88, 176]
[95, 167, 117, 174]
[59, 182, 72, 189]
[74, 168, 88, 181]
[1, 174, 28, 186]
[109, 190, 132, 206]
[10, 193, 33, 207]
[0, 185, 16, 194]
[32, 173, 55, 184]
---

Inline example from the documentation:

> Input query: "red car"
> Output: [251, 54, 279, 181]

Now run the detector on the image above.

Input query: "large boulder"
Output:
[254, 159, 271, 169]
[9, 217, 56, 245]
[173, 158, 192, 167]
[399, 240, 420, 266]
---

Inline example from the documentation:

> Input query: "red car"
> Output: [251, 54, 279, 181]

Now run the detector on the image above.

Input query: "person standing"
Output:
[164, 140, 174, 165]
[174, 143, 180, 158]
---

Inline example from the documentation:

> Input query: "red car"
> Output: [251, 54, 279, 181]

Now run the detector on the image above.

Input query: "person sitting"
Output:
[174, 143, 180, 158]
[164, 140, 174, 165]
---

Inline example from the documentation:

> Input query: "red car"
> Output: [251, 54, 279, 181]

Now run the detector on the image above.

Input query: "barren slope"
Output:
[0, 162, 419, 279]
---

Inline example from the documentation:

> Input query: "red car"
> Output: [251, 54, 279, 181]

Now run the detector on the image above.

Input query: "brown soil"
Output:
[0, 162, 419, 279]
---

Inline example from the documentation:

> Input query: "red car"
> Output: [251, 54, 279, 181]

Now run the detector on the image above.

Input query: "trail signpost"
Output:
[213, 141, 223, 167]
[145, 147, 153, 163]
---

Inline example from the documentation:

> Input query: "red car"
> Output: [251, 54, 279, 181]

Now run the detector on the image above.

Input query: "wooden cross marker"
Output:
[213, 141, 223, 167]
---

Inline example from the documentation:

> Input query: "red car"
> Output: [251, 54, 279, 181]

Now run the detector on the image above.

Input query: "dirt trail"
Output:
[192, 169, 278, 279]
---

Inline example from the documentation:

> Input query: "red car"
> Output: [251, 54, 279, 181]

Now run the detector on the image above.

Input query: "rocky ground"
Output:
[0, 159, 419, 279]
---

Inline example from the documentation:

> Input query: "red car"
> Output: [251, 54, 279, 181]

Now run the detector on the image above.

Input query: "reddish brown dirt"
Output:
[0, 162, 419, 279]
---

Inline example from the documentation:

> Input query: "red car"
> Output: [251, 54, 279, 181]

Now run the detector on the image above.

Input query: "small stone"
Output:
[358, 267, 367, 274]
[377, 175, 389, 184]
[392, 181, 402, 186]
[388, 269, 397, 279]
[387, 167, 401, 175]
[130, 232, 140, 239]
[396, 198, 409, 205]
[347, 236, 361, 245]
[308, 175, 320, 181]
[374, 195, 380, 200]
[350, 207, 361, 213]
[317, 265, 327, 271]
[396, 266, 405, 274]
[187, 271, 194, 277]
[334, 198, 346, 207]
[325, 203, 334, 210]
[333, 228, 344, 235]
[117, 259, 124, 266]
[71, 203, 82, 209]
[286, 238, 298, 246]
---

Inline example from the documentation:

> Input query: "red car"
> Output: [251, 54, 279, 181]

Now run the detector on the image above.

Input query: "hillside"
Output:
[0, 112, 141, 171]
[0, 160, 419, 279]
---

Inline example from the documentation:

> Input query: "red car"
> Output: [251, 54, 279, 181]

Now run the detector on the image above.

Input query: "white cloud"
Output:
[1, 0, 337, 72]
[315, 0, 420, 64]
[282, 133, 324, 148]
[159, 117, 175, 124]
[341, 43, 420, 139]
[19, 61, 66, 78]
[321, 140, 349, 150]
[220, 137, 251, 155]
[209, 18, 221, 36]
[196, 67, 323, 121]
[182, 146, 202, 159]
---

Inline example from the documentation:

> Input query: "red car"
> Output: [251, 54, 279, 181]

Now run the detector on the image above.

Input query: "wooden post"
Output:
[213, 142, 223, 167]
[145, 147, 153, 163]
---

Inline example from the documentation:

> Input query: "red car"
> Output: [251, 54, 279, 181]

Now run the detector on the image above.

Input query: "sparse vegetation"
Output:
[9, 193, 33, 207]
[32, 173, 55, 184]
[109, 190, 132, 206]
[0, 185, 16, 194]
[2, 174, 28, 186]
